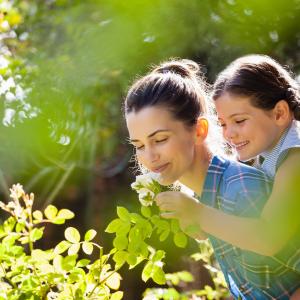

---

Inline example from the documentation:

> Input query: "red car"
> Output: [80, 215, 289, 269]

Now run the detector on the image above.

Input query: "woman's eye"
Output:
[156, 138, 168, 143]
[133, 144, 144, 150]
[236, 119, 246, 124]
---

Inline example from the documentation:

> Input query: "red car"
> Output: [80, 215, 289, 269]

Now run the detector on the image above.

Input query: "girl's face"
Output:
[126, 106, 197, 185]
[215, 93, 281, 161]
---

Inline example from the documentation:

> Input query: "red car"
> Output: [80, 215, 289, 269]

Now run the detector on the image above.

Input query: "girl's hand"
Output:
[155, 191, 206, 240]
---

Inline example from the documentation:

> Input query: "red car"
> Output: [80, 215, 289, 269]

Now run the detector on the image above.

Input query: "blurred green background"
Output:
[0, 0, 299, 298]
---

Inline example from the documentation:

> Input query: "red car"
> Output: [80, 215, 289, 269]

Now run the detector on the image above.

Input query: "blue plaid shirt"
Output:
[198, 156, 300, 299]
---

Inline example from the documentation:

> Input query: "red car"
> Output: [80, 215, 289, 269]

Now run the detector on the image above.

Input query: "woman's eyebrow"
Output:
[129, 129, 171, 143]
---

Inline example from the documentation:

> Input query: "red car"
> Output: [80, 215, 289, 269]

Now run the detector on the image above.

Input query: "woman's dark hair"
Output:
[212, 54, 300, 120]
[124, 59, 208, 127]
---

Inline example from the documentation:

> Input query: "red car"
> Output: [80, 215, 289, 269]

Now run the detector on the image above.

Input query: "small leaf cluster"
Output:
[0, 184, 123, 300]
[105, 203, 189, 286]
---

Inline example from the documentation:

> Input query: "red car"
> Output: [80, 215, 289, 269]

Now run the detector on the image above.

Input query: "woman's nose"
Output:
[145, 148, 160, 163]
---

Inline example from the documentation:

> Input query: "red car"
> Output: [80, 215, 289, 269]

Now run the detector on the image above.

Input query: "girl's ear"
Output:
[195, 117, 208, 143]
[273, 100, 292, 125]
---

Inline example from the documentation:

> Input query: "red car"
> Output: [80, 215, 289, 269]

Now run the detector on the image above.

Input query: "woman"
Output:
[124, 59, 300, 299]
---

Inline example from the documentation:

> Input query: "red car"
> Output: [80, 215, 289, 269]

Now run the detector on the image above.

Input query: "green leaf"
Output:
[76, 259, 90, 267]
[159, 229, 170, 242]
[105, 219, 123, 233]
[61, 255, 77, 272]
[173, 232, 188, 248]
[106, 272, 122, 290]
[113, 251, 128, 267]
[30, 228, 44, 242]
[44, 205, 58, 220]
[126, 253, 137, 266]
[82, 242, 93, 255]
[32, 210, 43, 221]
[170, 219, 180, 233]
[52, 218, 65, 224]
[57, 209, 75, 220]
[111, 291, 123, 300]
[142, 261, 153, 282]
[141, 206, 151, 218]
[152, 265, 166, 285]
[117, 206, 131, 221]
[84, 229, 97, 241]
[152, 250, 165, 262]
[113, 235, 128, 250]
[68, 243, 80, 255]
[15, 222, 25, 233]
[65, 227, 80, 243]
[54, 240, 71, 254]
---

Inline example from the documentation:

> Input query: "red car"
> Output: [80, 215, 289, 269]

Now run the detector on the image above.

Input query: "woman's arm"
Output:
[199, 148, 300, 255]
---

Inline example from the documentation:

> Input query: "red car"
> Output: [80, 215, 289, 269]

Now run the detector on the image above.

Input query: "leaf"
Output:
[84, 229, 97, 241]
[44, 205, 58, 220]
[152, 250, 165, 262]
[110, 291, 123, 300]
[117, 206, 131, 221]
[54, 240, 71, 254]
[113, 251, 128, 267]
[152, 265, 166, 285]
[82, 242, 93, 255]
[126, 253, 137, 266]
[32, 210, 43, 221]
[53, 255, 63, 272]
[52, 218, 65, 224]
[113, 235, 128, 250]
[105, 219, 123, 233]
[106, 272, 122, 290]
[56, 209, 75, 220]
[30, 228, 44, 242]
[142, 261, 153, 282]
[68, 243, 80, 255]
[159, 229, 170, 242]
[173, 232, 188, 248]
[170, 219, 180, 233]
[65, 227, 80, 243]
[61, 255, 77, 272]
[76, 259, 90, 267]
[141, 206, 151, 218]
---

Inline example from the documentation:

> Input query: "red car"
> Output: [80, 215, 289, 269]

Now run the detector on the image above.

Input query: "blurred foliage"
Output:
[0, 0, 300, 298]
[0, 0, 299, 207]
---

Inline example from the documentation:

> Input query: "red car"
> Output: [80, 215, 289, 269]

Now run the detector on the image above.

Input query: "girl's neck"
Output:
[179, 144, 212, 195]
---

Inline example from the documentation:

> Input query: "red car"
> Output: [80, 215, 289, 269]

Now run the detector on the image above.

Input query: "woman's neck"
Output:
[179, 145, 212, 195]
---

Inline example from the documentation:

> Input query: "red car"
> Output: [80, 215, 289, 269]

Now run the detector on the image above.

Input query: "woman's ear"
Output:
[273, 100, 292, 125]
[195, 117, 208, 143]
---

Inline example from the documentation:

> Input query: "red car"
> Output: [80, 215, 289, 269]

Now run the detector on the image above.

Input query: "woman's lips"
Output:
[234, 141, 249, 151]
[153, 163, 169, 173]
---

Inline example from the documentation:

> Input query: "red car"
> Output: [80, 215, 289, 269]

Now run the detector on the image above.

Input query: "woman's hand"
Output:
[155, 191, 206, 240]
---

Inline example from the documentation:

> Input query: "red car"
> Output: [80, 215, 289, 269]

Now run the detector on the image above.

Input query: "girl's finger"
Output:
[160, 211, 177, 219]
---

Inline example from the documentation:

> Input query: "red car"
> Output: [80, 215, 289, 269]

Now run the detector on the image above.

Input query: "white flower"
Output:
[138, 188, 155, 206]
[9, 183, 25, 200]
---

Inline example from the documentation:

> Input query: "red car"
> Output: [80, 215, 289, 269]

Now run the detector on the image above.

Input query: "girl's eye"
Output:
[236, 119, 246, 124]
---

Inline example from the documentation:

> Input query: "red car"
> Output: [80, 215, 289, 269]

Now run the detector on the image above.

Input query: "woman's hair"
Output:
[124, 59, 208, 127]
[212, 54, 300, 120]
[124, 58, 227, 156]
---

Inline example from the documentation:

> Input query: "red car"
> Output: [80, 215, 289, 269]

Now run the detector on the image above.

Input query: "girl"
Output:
[124, 58, 300, 299]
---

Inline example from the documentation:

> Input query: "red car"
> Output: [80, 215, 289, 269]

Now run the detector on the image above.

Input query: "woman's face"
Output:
[126, 106, 197, 185]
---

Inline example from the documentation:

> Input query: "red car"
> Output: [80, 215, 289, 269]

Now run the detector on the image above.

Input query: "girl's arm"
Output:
[199, 148, 300, 255]
[156, 149, 300, 256]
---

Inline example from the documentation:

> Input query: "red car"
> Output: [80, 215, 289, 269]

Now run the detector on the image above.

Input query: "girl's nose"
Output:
[225, 126, 238, 141]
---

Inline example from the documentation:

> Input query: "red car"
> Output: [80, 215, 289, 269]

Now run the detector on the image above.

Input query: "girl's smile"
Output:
[215, 93, 284, 161]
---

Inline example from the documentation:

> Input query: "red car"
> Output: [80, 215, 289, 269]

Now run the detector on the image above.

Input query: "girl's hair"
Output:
[212, 54, 300, 120]
[124, 58, 227, 156]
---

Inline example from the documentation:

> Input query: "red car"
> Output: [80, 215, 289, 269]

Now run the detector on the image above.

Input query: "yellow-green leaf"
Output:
[65, 227, 80, 243]
[54, 240, 71, 254]
[57, 209, 74, 220]
[68, 243, 80, 255]
[82, 241, 93, 255]
[33, 210, 43, 221]
[84, 229, 97, 241]
[44, 205, 58, 220]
